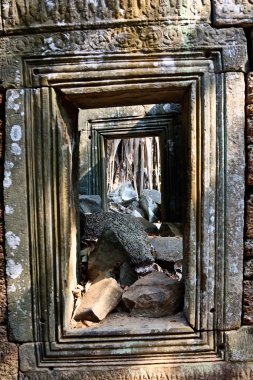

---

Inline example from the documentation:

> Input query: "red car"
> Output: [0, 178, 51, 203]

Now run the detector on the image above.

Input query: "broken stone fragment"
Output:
[244, 259, 253, 279]
[160, 222, 183, 237]
[87, 229, 127, 282]
[149, 236, 183, 263]
[74, 278, 123, 322]
[243, 280, 253, 325]
[132, 216, 159, 235]
[139, 194, 160, 223]
[108, 181, 137, 205]
[122, 272, 183, 318]
[119, 262, 138, 287]
[142, 189, 161, 205]
[79, 195, 102, 214]
[83, 212, 154, 267]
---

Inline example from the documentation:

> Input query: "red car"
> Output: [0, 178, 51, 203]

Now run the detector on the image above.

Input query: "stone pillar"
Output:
[245, 73, 253, 325]
[0, 91, 18, 380]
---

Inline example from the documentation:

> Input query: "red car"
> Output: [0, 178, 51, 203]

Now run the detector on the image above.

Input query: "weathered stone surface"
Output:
[119, 262, 138, 287]
[83, 212, 154, 267]
[246, 195, 253, 238]
[2, 0, 210, 34]
[0, 341, 18, 380]
[79, 194, 101, 214]
[247, 145, 253, 185]
[0, 25, 248, 88]
[0, 92, 6, 325]
[247, 86, 253, 143]
[74, 278, 123, 322]
[139, 194, 159, 222]
[245, 240, 253, 258]
[225, 327, 253, 362]
[219, 72, 245, 330]
[0, 250, 7, 324]
[213, 0, 253, 26]
[122, 272, 183, 317]
[243, 280, 253, 324]
[244, 259, 253, 279]
[132, 216, 159, 235]
[0, 326, 7, 341]
[160, 222, 183, 237]
[86, 230, 127, 282]
[142, 189, 161, 205]
[109, 182, 137, 205]
[149, 236, 183, 263]
[17, 364, 253, 380]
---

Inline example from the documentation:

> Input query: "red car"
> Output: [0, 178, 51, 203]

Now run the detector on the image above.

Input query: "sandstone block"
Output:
[160, 222, 183, 237]
[0, 250, 7, 323]
[142, 189, 161, 205]
[213, 1, 253, 26]
[79, 195, 101, 214]
[247, 145, 253, 185]
[247, 73, 253, 105]
[245, 240, 253, 258]
[139, 194, 160, 223]
[122, 272, 183, 318]
[74, 278, 123, 322]
[246, 195, 253, 238]
[87, 229, 129, 282]
[244, 259, 253, 279]
[0, 342, 18, 380]
[243, 281, 253, 325]
[84, 213, 154, 267]
[149, 236, 183, 263]
[247, 110, 253, 145]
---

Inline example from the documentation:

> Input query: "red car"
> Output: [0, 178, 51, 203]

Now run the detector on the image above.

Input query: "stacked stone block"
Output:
[245, 73, 253, 325]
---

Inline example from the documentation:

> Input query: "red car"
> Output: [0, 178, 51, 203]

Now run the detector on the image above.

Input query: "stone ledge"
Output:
[19, 362, 253, 380]
[213, 1, 253, 27]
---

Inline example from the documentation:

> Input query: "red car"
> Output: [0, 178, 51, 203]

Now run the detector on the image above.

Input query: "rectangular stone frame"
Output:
[79, 112, 182, 221]
[4, 49, 245, 371]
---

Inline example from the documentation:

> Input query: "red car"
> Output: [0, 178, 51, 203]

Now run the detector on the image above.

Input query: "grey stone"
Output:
[142, 189, 161, 205]
[108, 182, 137, 205]
[149, 236, 183, 263]
[74, 278, 123, 322]
[139, 194, 160, 223]
[133, 216, 159, 235]
[83, 212, 154, 267]
[244, 259, 253, 279]
[79, 195, 102, 214]
[160, 223, 183, 237]
[122, 272, 183, 317]
[119, 262, 138, 287]
[87, 230, 127, 282]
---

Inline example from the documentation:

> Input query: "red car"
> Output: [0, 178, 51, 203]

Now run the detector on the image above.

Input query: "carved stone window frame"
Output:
[4, 51, 245, 368]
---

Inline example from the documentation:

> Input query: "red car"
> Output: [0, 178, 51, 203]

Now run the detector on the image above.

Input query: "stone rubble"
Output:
[122, 272, 183, 318]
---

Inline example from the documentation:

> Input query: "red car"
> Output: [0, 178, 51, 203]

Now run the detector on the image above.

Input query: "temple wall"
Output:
[0, 1, 253, 379]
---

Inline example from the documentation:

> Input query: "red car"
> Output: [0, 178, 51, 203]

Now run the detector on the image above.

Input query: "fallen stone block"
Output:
[79, 195, 102, 214]
[74, 278, 123, 322]
[142, 189, 161, 205]
[108, 181, 137, 205]
[139, 194, 160, 223]
[122, 271, 183, 317]
[83, 212, 154, 267]
[149, 236, 183, 263]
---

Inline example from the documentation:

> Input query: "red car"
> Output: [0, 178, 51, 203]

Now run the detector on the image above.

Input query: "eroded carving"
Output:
[213, 0, 253, 26]
[2, 0, 210, 32]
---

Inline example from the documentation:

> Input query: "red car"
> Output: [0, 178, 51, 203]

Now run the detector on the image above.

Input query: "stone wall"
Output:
[0, 92, 18, 379]
[0, 0, 253, 379]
